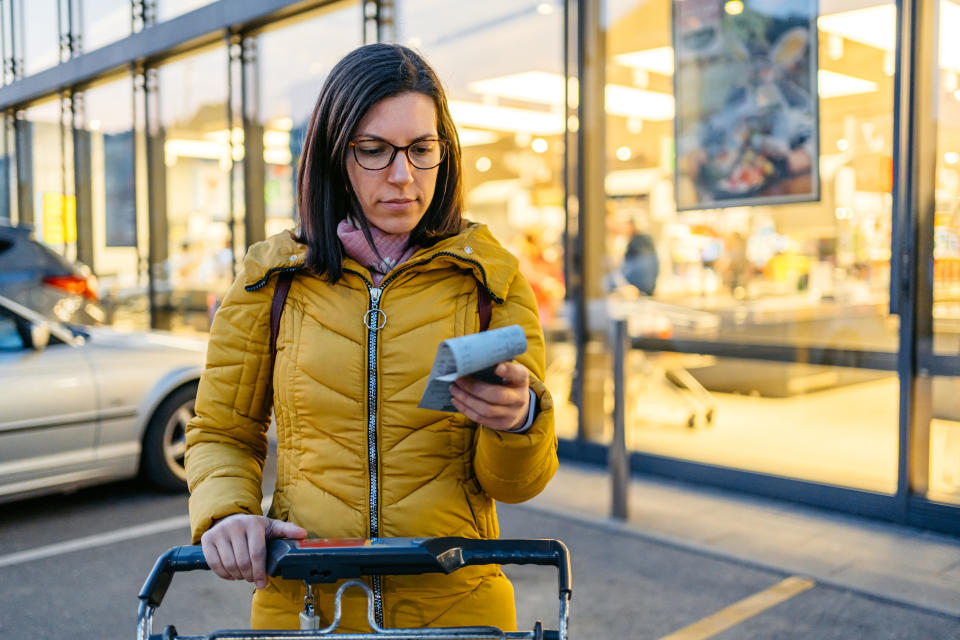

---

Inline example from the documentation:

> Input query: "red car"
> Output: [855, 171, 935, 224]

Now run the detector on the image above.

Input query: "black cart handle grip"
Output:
[139, 537, 571, 609]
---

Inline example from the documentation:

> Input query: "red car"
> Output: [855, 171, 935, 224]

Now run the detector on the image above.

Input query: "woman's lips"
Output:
[381, 198, 416, 210]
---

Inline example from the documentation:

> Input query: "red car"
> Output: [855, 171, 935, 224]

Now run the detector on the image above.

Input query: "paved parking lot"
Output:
[1, 478, 958, 639]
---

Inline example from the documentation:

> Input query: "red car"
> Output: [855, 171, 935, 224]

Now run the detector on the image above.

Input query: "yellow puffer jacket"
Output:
[185, 222, 558, 632]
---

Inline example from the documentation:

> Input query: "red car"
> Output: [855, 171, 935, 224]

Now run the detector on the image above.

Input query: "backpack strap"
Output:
[270, 271, 294, 364]
[477, 281, 492, 332]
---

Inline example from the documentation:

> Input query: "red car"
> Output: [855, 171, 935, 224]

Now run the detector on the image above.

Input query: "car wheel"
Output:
[141, 383, 197, 491]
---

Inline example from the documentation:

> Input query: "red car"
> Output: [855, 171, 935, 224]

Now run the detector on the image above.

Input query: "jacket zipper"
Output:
[365, 283, 385, 627]
[345, 251, 499, 627]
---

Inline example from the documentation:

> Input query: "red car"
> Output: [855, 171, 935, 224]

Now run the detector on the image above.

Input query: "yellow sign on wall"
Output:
[41, 192, 77, 245]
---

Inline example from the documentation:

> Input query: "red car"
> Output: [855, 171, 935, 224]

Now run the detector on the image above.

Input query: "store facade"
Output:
[0, 0, 955, 534]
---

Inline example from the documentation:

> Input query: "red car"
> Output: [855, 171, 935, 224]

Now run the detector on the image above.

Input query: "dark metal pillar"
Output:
[72, 89, 94, 266]
[891, 0, 937, 515]
[13, 108, 29, 225]
[575, 0, 608, 441]
[226, 33, 244, 270]
[364, 0, 395, 44]
[241, 35, 265, 249]
[133, 68, 150, 322]
[144, 67, 169, 330]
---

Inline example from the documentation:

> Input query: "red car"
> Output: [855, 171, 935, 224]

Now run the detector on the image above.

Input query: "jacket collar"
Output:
[243, 223, 517, 303]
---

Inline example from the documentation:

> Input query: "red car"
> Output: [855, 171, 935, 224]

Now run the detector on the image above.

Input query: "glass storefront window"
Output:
[78, 75, 147, 329]
[396, 0, 575, 436]
[22, 0, 62, 76]
[25, 97, 75, 256]
[934, 0, 960, 356]
[605, 0, 897, 352]
[81, 0, 131, 53]
[156, 0, 216, 23]
[396, 1, 567, 328]
[923, 0, 960, 507]
[929, 375, 960, 505]
[153, 45, 230, 333]
[254, 1, 361, 238]
[600, 0, 900, 492]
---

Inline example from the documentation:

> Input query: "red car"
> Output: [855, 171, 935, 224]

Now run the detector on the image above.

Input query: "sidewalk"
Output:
[525, 461, 960, 619]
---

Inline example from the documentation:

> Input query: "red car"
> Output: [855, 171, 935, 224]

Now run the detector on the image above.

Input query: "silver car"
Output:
[0, 293, 206, 501]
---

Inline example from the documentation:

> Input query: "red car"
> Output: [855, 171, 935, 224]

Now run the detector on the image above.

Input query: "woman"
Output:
[185, 43, 557, 633]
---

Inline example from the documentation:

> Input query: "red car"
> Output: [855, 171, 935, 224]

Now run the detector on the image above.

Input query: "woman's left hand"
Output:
[451, 361, 530, 432]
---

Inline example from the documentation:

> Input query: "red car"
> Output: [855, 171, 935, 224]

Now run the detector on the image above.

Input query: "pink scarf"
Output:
[337, 217, 419, 285]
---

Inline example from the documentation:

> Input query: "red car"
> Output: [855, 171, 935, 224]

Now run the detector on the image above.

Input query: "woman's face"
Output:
[346, 92, 440, 235]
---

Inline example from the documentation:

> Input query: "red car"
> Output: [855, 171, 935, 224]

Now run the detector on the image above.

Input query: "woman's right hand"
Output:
[200, 514, 307, 589]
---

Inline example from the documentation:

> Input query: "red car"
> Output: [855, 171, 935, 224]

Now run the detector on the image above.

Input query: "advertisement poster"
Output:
[41, 192, 77, 246]
[673, 0, 819, 210]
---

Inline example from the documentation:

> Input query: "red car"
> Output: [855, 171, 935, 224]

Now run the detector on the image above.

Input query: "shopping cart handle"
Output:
[139, 537, 570, 609]
[267, 537, 571, 591]
[139, 545, 208, 607]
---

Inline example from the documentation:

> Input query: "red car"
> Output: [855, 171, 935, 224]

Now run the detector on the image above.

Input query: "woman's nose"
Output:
[386, 150, 415, 184]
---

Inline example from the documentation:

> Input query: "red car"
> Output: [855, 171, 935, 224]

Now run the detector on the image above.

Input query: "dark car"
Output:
[0, 223, 105, 325]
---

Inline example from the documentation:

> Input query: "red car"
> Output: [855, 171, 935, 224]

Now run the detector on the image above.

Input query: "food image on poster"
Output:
[673, 0, 819, 210]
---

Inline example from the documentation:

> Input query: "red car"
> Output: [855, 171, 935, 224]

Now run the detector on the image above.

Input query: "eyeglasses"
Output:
[349, 138, 447, 171]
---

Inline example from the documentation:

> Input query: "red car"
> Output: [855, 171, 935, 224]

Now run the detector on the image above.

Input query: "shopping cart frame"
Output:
[137, 537, 572, 640]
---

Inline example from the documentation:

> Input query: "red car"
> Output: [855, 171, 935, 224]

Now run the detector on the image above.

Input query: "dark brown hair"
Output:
[295, 43, 464, 281]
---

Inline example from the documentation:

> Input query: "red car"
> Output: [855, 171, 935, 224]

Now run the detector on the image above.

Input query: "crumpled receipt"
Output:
[418, 324, 527, 412]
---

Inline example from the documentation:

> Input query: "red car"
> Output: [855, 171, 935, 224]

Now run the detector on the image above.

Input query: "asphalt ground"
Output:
[1, 478, 958, 639]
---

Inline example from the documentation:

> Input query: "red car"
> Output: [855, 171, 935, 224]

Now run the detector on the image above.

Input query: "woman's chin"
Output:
[365, 210, 425, 235]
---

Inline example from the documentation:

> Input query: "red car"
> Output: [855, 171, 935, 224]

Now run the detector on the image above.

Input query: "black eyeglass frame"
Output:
[348, 138, 448, 171]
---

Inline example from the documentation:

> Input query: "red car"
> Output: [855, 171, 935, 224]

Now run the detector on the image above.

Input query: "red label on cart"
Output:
[298, 538, 371, 548]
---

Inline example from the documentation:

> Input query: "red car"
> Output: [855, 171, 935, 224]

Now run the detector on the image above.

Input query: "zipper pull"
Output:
[364, 287, 386, 330]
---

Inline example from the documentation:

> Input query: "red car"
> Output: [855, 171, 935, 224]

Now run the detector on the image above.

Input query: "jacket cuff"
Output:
[188, 476, 263, 544]
[506, 388, 538, 434]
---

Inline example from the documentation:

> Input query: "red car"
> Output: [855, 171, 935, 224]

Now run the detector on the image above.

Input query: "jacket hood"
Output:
[242, 223, 518, 303]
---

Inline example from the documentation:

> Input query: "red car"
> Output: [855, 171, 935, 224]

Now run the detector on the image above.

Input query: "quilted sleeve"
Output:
[473, 270, 558, 504]
[184, 260, 276, 544]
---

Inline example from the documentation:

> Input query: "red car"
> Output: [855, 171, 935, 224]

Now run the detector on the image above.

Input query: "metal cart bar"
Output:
[137, 537, 571, 640]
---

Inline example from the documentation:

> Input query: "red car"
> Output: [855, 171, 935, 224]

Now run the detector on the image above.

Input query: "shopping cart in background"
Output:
[137, 537, 572, 640]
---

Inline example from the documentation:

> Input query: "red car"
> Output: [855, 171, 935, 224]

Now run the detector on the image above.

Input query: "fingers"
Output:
[200, 534, 227, 580]
[454, 362, 528, 400]
[265, 519, 308, 540]
[201, 514, 271, 587]
[248, 528, 268, 590]
[451, 362, 530, 431]
[229, 527, 256, 583]
[493, 362, 530, 387]
[203, 529, 244, 581]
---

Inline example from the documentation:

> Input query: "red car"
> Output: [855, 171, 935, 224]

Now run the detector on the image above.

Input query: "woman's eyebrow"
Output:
[353, 133, 440, 142]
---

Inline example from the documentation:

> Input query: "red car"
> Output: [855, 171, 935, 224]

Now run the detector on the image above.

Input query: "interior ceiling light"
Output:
[818, 69, 878, 98]
[448, 100, 564, 135]
[263, 130, 290, 148]
[468, 71, 674, 121]
[468, 71, 570, 107]
[817, 4, 895, 52]
[605, 84, 674, 120]
[457, 127, 500, 147]
[614, 46, 675, 75]
[819, 2, 960, 71]
[267, 116, 293, 131]
[164, 139, 224, 160]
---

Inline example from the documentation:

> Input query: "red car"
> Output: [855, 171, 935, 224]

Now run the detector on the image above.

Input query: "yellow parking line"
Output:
[658, 576, 816, 640]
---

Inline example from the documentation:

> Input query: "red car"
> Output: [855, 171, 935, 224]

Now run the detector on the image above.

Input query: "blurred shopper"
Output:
[185, 44, 557, 633]
[621, 218, 660, 296]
